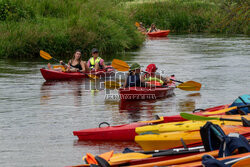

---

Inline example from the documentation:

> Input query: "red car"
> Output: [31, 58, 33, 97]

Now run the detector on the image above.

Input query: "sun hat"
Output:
[130, 63, 142, 70]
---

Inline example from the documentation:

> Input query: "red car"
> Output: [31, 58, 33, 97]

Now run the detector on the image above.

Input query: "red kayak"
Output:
[40, 66, 115, 81]
[119, 86, 175, 101]
[73, 104, 229, 141]
[147, 30, 170, 37]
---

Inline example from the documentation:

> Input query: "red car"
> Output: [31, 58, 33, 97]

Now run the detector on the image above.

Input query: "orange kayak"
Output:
[172, 152, 250, 167]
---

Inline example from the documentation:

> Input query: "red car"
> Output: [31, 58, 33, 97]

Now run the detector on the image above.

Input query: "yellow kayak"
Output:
[135, 125, 250, 151]
[136, 115, 250, 135]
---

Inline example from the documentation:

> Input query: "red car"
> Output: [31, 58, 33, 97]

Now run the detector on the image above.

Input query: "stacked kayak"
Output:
[136, 115, 250, 134]
[147, 30, 170, 37]
[40, 66, 115, 81]
[73, 104, 229, 141]
[135, 125, 250, 151]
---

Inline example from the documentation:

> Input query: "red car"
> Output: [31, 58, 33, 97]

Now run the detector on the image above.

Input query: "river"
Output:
[0, 34, 249, 166]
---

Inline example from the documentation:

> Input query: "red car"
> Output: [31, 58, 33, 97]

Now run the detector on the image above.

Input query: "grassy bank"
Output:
[0, 0, 248, 59]
[127, 0, 249, 34]
[0, 0, 144, 59]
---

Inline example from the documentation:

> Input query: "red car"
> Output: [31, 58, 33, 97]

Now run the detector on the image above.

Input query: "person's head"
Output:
[130, 63, 142, 74]
[146, 64, 157, 73]
[151, 23, 155, 28]
[73, 49, 82, 62]
[91, 48, 99, 58]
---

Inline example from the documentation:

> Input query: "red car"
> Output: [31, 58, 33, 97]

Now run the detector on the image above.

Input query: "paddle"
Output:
[109, 147, 205, 164]
[231, 155, 250, 166]
[40, 50, 98, 79]
[202, 104, 250, 115]
[104, 81, 121, 89]
[110, 59, 201, 91]
[180, 112, 248, 122]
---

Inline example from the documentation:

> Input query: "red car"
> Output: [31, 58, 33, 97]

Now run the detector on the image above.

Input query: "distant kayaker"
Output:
[47, 50, 88, 72]
[148, 23, 159, 33]
[137, 22, 147, 34]
[124, 63, 151, 88]
[87, 48, 106, 71]
[145, 64, 171, 85]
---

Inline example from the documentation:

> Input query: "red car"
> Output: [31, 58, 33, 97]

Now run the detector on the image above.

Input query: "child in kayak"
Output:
[87, 48, 107, 71]
[124, 63, 149, 88]
[48, 50, 88, 72]
[144, 64, 172, 86]
[148, 23, 159, 33]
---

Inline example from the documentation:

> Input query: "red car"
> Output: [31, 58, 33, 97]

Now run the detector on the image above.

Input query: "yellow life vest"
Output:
[89, 57, 102, 69]
[145, 77, 164, 85]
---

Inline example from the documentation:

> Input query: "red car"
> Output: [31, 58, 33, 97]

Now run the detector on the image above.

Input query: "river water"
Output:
[0, 34, 249, 166]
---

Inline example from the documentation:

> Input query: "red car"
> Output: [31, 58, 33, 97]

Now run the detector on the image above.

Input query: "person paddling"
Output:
[148, 23, 159, 33]
[144, 64, 171, 85]
[123, 63, 147, 88]
[48, 50, 88, 72]
[137, 22, 147, 34]
[87, 48, 106, 71]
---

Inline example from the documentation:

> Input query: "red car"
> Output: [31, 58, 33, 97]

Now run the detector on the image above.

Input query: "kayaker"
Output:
[123, 63, 147, 88]
[87, 48, 106, 71]
[148, 23, 159, 33]
[137, 22, 147, 34]
[62, 50, 88, 72]
[47, 50, 88, 72]
[144, 64, 171, 85]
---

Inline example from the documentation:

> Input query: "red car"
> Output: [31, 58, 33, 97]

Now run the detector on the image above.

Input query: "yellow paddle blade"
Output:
[110, 152, 151, 163]
[176, 81, 201, 91]
[135, 22, 140, 27]
[202, 106, 237, 115]
[111, 59, 130, 71]
[53, 65, 66, 71]
[104, 81, 121, 89]
[40, 50, 52, 60]
[88, 74, 99, 80]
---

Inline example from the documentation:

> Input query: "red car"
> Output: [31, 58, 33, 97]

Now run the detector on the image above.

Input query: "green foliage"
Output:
[0, 0, 35, 21]
[0, 0, 144, 59]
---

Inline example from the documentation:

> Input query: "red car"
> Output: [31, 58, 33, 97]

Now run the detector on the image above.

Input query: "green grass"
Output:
[0, 0, 248, 59]
[0, 0, 144, 59]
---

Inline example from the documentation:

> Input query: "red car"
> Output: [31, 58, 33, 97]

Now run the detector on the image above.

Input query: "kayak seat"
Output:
[193, 108, 205, 113]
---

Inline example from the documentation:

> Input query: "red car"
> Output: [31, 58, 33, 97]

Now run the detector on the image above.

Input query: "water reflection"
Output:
[177, 93, 201, 112]
[74, 140, 141, 154]
[40, 80, 85, 106]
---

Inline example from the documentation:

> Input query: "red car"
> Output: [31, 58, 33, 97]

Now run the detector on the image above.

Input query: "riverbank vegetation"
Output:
[0, 0, 249, 59]
[127, 0, 249, 34]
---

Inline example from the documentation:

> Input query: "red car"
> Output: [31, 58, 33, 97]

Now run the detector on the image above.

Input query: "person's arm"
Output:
[100, 59, 106, 69]
[80, 61, 86, 72]
[123, 75, 128, 88]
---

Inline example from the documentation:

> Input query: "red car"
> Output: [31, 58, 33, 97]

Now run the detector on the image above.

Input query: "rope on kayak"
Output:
[99, 122, 110, 128]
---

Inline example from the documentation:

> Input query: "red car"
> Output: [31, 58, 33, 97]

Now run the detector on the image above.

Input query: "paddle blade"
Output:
[177, 81, 201, 91]
[111, 59, 130, 71]
[88, 74, 99, 80]
[104, 81, 121, 89]
[135, 22, 140, 27]
[110, 152, 151, 163]
[99, 150, 114, 161]
[40, 50, 52, 60]
[202, 106, 237, 115]
[180, 113, 219, 121]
